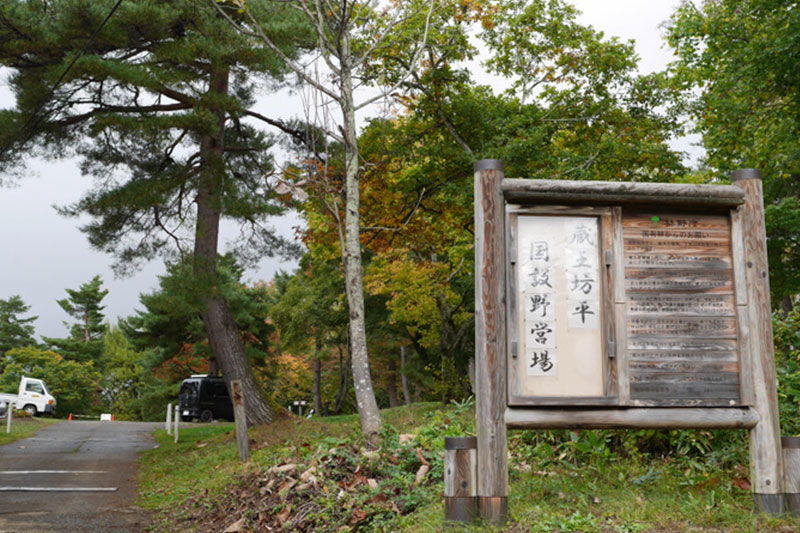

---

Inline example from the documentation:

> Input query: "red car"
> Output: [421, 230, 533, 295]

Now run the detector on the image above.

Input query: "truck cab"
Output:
[0, 376, 57, 416]
[178, 375, 234, 423]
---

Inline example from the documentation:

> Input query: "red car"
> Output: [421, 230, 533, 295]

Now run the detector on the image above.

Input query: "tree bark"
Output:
[193, 66, 272, 426]
[387, 358, 399, 408]
[313, 337, 323, 416]
[340, 44, 380, 443]
[401, 345, 411, 406]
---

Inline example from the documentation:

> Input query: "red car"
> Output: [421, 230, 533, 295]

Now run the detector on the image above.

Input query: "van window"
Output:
[25, 381, 44, 394]
[213, 382, 229, 398]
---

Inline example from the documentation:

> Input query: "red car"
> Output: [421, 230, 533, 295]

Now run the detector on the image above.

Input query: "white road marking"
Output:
[0, 487, 118, 492]
[0, 471, 107, 475]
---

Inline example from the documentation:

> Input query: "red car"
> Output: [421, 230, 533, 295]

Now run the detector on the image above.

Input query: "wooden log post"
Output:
[231, 380, 250, 461]
[474, 159, 508, 523]
[732, 169, 785, 513]
[5, 404, 11, 434]
[782, 437, 800, 515]
[166, 402, 172, 435]
[444, 436, 477, 522]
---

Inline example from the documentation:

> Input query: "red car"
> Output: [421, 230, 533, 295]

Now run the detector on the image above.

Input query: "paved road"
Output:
[0, 421, 158, 532]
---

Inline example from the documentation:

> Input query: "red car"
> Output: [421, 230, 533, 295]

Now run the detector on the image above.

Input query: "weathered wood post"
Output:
[444, 436, 477, 522]
[732, 168, 785, 513]
[474, 159, 508, 523]
[232, 380, 250, 461]
[166, 402, 172, 435]
[5, 404, 11, 434]
[782, 437, 800, 515]
[173, 403, 179, 444]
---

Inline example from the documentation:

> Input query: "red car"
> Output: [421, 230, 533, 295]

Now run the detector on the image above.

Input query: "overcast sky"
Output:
[0, 1, 691, 341]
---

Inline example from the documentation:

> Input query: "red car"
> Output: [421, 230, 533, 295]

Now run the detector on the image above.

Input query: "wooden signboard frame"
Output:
[474, 160, 784, 523]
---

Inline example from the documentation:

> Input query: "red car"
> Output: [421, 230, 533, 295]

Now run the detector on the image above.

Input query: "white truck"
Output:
[0, 376, 57, 416]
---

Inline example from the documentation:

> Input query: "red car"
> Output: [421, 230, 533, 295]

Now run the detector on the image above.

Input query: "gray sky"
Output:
[0, 1, 693, 341]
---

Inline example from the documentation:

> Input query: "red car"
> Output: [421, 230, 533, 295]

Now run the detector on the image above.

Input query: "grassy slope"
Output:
[0, 414, 60, 445]
[138, 403, 800, 532]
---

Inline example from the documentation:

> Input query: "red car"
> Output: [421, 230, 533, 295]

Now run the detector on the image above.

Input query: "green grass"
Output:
[0, 414, 60, 445]
[138, 404, 800, 532]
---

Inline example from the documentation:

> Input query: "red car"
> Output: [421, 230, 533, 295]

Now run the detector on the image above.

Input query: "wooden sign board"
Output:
[473, 162, 784, 523]
[507, 208, 749, 408]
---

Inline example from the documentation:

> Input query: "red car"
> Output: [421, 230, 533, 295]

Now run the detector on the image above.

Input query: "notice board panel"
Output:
[622, 213, 741, 406]
[512, 214, 606, 399]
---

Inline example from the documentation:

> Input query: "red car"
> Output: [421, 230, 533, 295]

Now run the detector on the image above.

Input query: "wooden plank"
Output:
[474, 160, 507, 523]
[732, 170, 784, 502]
[624, 268, 734, 293]
[615, 301, 629, 404]
[505, 407, 759, 429]
[627, 294, 735, 316]
[630, 381, 740, 400]
[628, 337, 738, 352]
[628, 316, 737, 338]
[623, 213, 732, 231]
[612, 207, 625, 304]
[506, 205, 613, 216]
[507, 395, 619, 407]
[629, 360, 739, 373]
[601, 212, 617, 399]
[502, 179, 745, 208]
[506, 212, 520, 402]
[737, 304, 755, 405]
[730, 207, 748, 306]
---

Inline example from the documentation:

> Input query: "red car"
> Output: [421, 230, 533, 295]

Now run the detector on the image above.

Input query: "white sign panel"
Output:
[516, 215, 604, 397]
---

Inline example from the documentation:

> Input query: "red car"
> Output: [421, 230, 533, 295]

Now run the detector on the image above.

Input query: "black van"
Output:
[178, 375, 234, 422]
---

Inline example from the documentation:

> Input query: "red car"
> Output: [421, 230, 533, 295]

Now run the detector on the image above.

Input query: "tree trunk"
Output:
[781, 295, 794, 317]
[333, 343, 351, 414]
[313, 337, 323, 416]
[387, 358, 399, 408]
[401, 345, 411, 406]
[193, 66, 272, 426]
[340, 47, 380, 443]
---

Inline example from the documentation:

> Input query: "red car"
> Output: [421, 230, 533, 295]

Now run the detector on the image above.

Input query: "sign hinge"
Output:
[605, 250, 612, 268]
[607, 339, 616, 359]
[511, 341, 518, 359]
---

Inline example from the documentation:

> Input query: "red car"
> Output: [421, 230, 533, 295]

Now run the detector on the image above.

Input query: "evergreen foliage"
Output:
[0, 0, 311, 424]
[0, 295, 38, 369]
[42, 275, 108, 364]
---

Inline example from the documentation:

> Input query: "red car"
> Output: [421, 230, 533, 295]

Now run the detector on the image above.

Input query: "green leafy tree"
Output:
[42, 275, 108, 364]
[666, 0, 800, 305]
[0, 0, 310, 424]
[0, 295, 38, 370]
[100, 326, 144, 419]
[0, 347, 100, 417]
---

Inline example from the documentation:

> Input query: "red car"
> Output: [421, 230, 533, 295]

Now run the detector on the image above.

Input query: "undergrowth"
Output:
[139, 400, 800, 532]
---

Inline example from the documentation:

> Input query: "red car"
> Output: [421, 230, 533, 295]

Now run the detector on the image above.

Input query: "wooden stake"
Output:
[166, 402, 172, 435]
[444, 436, 477, 522]
[5, 405, 11, 434]
[232, 380, 250, 461]
[474, 159, 508, 523]
[732, 169, 785, 514]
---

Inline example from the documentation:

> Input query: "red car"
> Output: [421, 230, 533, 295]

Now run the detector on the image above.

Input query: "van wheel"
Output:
[23, 404, 37, 416]
[200, 409, 213, 423]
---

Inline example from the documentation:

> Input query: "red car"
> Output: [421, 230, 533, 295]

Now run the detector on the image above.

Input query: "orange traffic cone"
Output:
[68, 413, 72, 421]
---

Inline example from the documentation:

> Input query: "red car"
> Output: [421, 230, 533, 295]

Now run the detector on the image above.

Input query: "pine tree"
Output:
[0, 295, 38, 371]
[42, 275, 108, 364]
[0, 0, 309, 424]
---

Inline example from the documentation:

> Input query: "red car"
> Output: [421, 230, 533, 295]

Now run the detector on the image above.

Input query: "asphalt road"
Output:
[0, 421, 158, 533]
